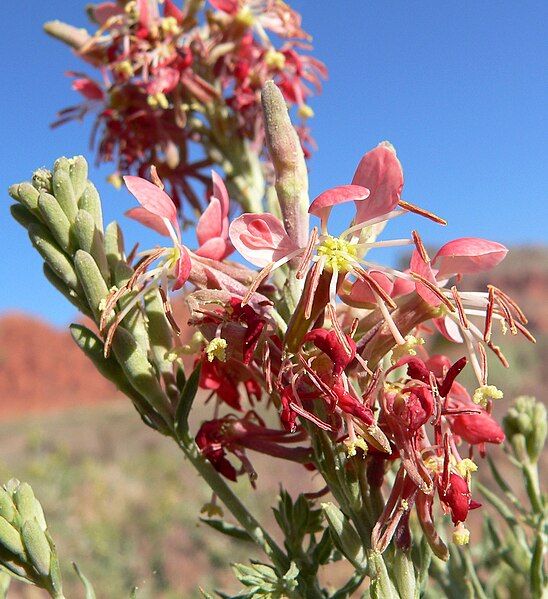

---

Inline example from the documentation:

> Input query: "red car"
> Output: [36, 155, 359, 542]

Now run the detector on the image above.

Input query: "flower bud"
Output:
[38, 191, 73, 253]
[68, 155, 88, 200]
[74, 249, 110, 320]
[21, 520, 51, 577]
[32, 168, 53, 194]
[52, 158, 78, 222]
[14, 182, 41, 217]
[28, 224, 81, 292]
[321, 502, 367, 570]
[261, 81, 309, 253]
[79, 182, 103, 233]
[503, 396, 546, 463]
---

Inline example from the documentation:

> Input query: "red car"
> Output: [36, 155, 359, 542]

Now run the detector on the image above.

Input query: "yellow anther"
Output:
[236, 7, 255, 27]
[391, 335, 424, 364]
[206, 338, 227, 362]
[344, 436, 368, 457]
[147, 92, 169, 110]
[452, 523, 470, 546]
[200, 502, 224, 518]
[424, 455, 444, 473]
[298, 104, 315, 119]
[114, 60, 134, 77]
[316, 236, 358, 273]
[107, 173, 123, 189]
[161, 16, 180, 35]
[473, 385, 503, 407]
[265, 50, 286, 70]
[456, 458, 478, 478]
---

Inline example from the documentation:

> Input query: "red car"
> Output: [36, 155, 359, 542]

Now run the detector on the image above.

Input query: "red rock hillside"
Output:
[0, 313, 118, 417]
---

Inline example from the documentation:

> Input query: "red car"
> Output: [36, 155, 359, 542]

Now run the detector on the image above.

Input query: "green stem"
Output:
[178, 435, 288, 572]
[460, 548, 489, 599]
[522, 462, 543, 515]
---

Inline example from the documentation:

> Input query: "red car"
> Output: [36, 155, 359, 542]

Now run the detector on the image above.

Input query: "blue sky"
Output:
[1, 1, 546, 326]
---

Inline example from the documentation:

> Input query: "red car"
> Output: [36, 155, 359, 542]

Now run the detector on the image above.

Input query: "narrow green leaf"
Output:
[530, 532, 544, 599]
[200, 518, 253, 543]
[175, 364, 201, 437]
[73, 562, 96, 599]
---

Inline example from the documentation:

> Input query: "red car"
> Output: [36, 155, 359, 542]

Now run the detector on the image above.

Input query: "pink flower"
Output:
[124, 174, 191, 291]
[194, 172, 234, 261]
[351, 141, 404, 224]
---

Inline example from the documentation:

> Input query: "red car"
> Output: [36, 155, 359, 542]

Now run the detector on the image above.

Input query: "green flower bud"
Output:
[261, 81, 309, 254]
[79, 181, 103, 233]
[52, 159, 78, 222]
[504, 396, 546, 463]
[68, 155, 88, 200]
[28, 224, 81, 292]
[15, 183, 41, 217]
[104, 221, 125, 272]
[110, 326, 173, 426]
[10, 204, 41, 230]
[43, 265, 92, 318]
[74, 250, 110, 321]
[38, 191, 73, 253]
[0, 516, 25, 560]
[13, 483, 38, 523]
[21, 520, 51, 577]
[321, 502, 367, 570]
[73, 210, 110, 283]
[0, 490, 15, 523]
[32, 168, 53, 194]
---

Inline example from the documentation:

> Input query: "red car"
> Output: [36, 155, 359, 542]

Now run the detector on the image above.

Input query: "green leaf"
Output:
[73, 562, 96, 599]
[530, 531, 545, 599]
[200, 518, 253, 543]
[175, 363, 201, 438]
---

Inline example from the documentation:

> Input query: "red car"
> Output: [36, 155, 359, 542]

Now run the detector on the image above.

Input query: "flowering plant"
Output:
[3, 0, 546, 593]
[5, 77, 545, 597]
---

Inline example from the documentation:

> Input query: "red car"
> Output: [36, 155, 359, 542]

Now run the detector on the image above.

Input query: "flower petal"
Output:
[125, 207, 171, 236]
[308, 185, 369, 223]
[340, 271, 393, 308]
[433, 316, 463, 343]
[410, 250, 441, 306]
[172, 244, 191, 291]
[123, 175, 179, 234]
[433, 238, 508, 276]
[196, 197, 223, 246]
[194, 237, 233, 261]
[229, 213, 298, 267]
[352, 141, 403, 223]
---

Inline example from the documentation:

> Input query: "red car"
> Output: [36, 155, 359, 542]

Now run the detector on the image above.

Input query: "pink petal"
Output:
[209, 0, 239, 14]
[123, 176, 179, 235]
[196, 198, 223, 246]
[146, 67, 180, 95]
[172, 245, 191, 291]
[340, 271, 393, 308]
[433, 316, 463, 343]
[71, 78, 104, 101]
[410, 250, 441, 307]
[125, 207, 171, 237]
[309, 185, 369, 223]
[211, 171, 230, 220]
[352, 141, 404, 224]
[92, 2, 123, 25]
[433, 238, 508, 276]
[392, 272, 415, 298]
[229, 213, 298, 267]
[194, 237, 233, 261]
[163, 0, 183, 22]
